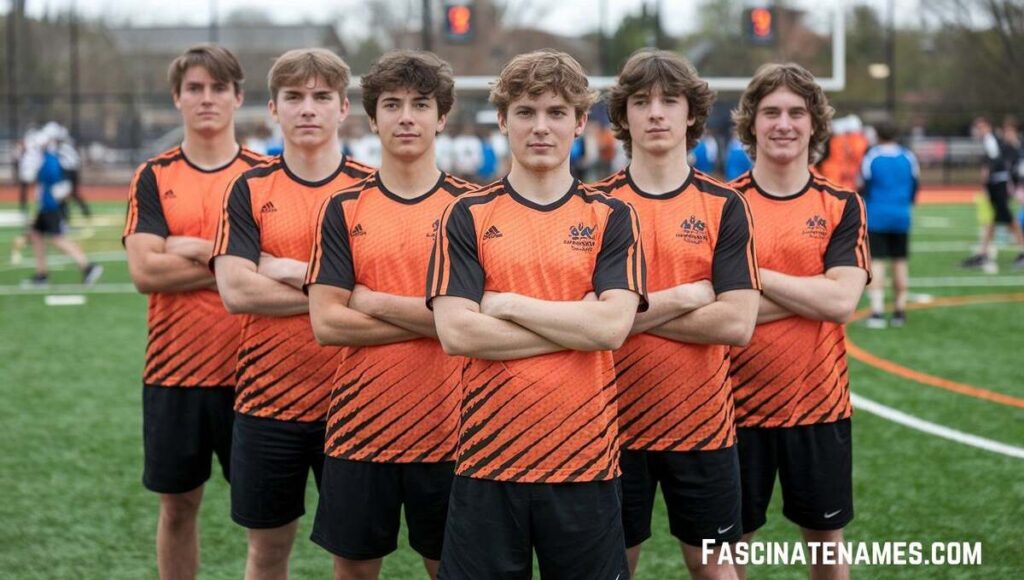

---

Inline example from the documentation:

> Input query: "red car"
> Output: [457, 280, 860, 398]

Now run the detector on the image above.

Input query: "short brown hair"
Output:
[361, 50, 455, 122]
[268, 48, 350, 100]
[607, 49, 715, 156]
[168, 44, 244, 97]
[489, 49, 598, 119]
[732, 63, 834, 162]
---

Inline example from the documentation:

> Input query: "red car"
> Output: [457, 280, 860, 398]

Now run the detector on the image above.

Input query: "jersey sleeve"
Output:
[122, 164, 168, 243]
[711, 193, 761, 294]
[824, 194, 871, 274]
[211, 175, 260, 268]
[593, 200, 648, 311]
[304, 196, 355, 293]
[426, 200, 485, 308]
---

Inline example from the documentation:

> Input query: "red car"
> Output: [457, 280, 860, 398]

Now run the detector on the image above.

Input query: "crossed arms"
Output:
[125, 234, 216, 293]
[307, 284, 435, 347]
[630, 281, 760, 346]
[755, 267, 868, 325]
[432, 289, 641, 361]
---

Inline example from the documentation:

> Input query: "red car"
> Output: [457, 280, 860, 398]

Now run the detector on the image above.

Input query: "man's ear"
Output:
[574, 111, 589, 137]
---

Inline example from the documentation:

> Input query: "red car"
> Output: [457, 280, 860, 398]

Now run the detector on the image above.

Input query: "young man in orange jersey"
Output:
[427, 49, 647, 579]
[123, 44, 267, 580]
[594, 49, 760, 580]
[729, 63, 870, 580]
[305, 50, 475, 580]
[211, 49, 372, 579]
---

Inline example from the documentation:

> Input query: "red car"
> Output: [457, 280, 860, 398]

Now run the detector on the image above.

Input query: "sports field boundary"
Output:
[850, 393, 1024, 459]
[847, 294, 1024, 408]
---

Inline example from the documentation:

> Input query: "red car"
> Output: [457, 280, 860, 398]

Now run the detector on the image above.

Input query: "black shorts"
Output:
[32, 210, 67, 236]
[737, 419, 853, 533]
[868, 231, 909, 259]
[230, 413, 326, 529]
[142, 384, 234, 494]
[311, 458, 455, 560]
[987, 181, 1013, 224]
[437, 476, 628, 580]
[620, 446, 742, 548]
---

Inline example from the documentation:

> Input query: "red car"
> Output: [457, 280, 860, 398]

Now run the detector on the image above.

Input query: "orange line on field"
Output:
[916, 188, 977, 205]
[848, 293, 1024, 409]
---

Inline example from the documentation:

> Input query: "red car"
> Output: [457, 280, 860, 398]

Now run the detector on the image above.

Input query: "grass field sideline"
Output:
[0, 201, 1020, 579]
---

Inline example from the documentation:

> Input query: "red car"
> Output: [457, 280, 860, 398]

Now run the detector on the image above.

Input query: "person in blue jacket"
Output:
[25, 143, 102, 286]
[860, 121, 918, 328]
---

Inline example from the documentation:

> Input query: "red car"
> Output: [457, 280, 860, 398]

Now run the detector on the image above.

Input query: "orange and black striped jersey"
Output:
[305, 172, 477, 462]
[729, 171, 870, 428]
[594, 168, 760, 452]
[426, 178, 648, 484]
[211, 156, 374, 422]
[123, 146, 267, 388]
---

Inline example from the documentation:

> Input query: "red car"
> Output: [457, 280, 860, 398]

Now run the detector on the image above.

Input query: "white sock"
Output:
[869, 289, 885, 314]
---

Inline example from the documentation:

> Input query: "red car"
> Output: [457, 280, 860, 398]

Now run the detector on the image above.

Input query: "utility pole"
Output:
[70, 0, 80, 141]
[598, 0, 608, 75]
[886, 0, 896, 118]
[7, 0, 18, 142]
[422, 0, 433, 51]
[209, 0, 219, 43]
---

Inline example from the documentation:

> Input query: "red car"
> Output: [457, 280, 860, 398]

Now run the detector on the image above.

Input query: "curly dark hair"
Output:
[731, 63, 834, 162]
[606, 49, 715, 156]
[361, 50, 455, 122]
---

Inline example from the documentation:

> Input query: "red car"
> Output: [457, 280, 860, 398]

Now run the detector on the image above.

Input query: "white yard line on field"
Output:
[908, 276, 1024, 287]
[0, 283, 137, 295]
[0, 251, 126, 273]
[851, 393, 1024, 459]
[0, 284, 137, 297]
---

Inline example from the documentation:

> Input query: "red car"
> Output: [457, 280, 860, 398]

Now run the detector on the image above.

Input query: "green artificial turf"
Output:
[0, 201, 1020, 578]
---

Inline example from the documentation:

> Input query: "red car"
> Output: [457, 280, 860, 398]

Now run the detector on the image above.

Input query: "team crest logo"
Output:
[803, 215, 828, 239]
[565, 223, 597, 251]
[428, 219, 440, 239]
[677, 215, 709, 244]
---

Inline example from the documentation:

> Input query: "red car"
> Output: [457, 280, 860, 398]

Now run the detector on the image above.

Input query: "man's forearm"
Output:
[630, 283, 714, 335]
[311, 300, 419, 346]
[757, 296, 795, 324]
[760, 269, 860, 323]
[164, 236, 214, 264]
[440, 310, 564, 360]
[647, 297, 756, 346]
[129, 252, 215, 293]
[217, 266, 309, 316]
[259, 255, 308, 290]
[496, 294, 635, 352]
[350, 288, 437, 338]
